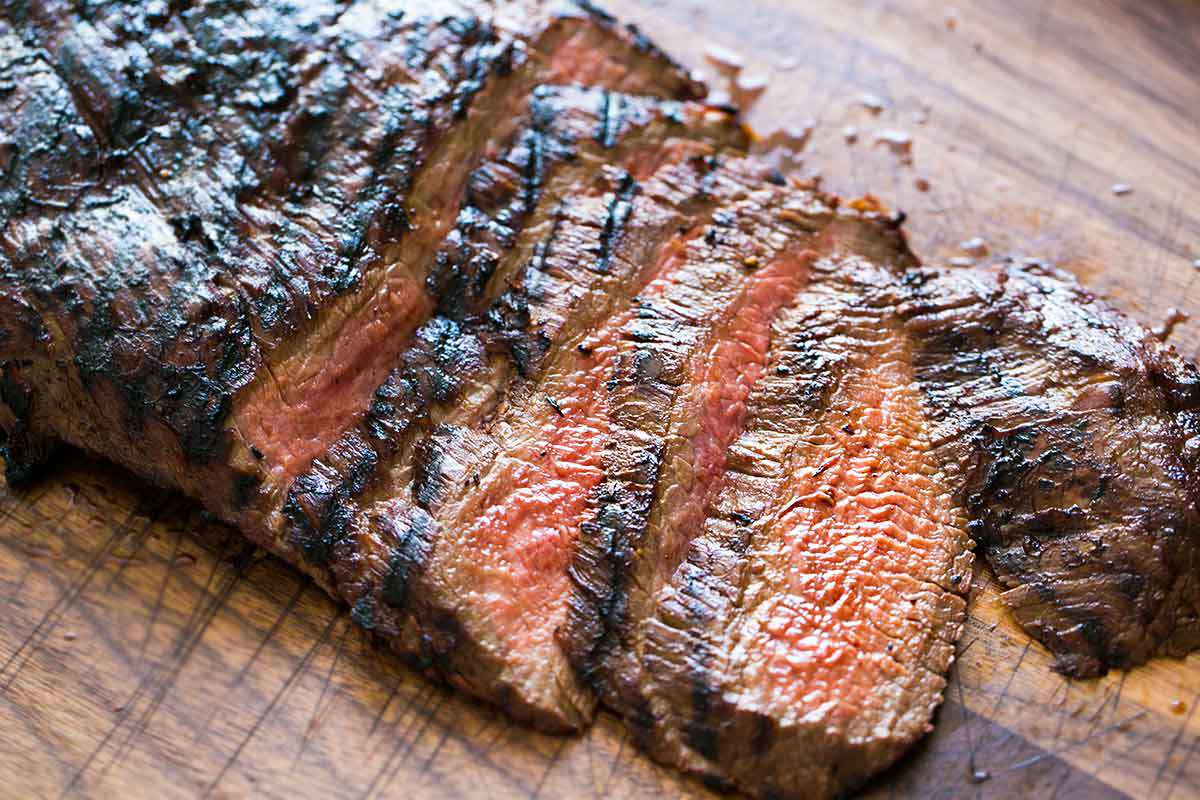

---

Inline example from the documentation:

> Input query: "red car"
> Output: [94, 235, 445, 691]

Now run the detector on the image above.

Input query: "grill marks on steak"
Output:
[279, 87, 738, 569]
[586, 219, 971, 799]
[901, 262, 1200, 677]
[280, 90, 744, 559]
[0, 0, 703, 494]
[225, 1, 710, 483]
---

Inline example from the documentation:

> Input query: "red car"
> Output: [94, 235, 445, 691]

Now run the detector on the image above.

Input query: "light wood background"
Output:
[2, 1, 1199, 797]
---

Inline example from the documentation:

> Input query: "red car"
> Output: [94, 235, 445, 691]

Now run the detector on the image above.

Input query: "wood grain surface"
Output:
[3, 1, 1200, 797]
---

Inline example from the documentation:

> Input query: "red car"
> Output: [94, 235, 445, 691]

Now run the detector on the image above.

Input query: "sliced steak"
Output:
[901, 261, 1200, 676]
[1, 0, 746, 719]
[582, 210, 971, 799]
[4, 0, 1199, 795]
[227, 0, 711, 484]
[283, 87, 745, 574]
[400, 158, 831, 729]
[315, 146, 780, 731]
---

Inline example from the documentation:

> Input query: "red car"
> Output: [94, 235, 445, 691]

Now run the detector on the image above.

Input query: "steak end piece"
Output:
[904, 261, 1200, 677]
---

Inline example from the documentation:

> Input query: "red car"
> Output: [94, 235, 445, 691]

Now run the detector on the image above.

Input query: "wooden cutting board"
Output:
[2, 1, 1199, 797]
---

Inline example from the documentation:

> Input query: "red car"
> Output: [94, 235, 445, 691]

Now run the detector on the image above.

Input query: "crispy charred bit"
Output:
[283, 314, 487, 564]
[594, 170, 639, 273]
[0, 363, 55, 482]
[379, 509, 437, 611]
[902, 261, 1200, 676]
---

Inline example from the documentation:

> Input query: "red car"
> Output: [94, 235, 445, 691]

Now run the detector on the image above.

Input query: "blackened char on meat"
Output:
[1, 0, 1199, 798]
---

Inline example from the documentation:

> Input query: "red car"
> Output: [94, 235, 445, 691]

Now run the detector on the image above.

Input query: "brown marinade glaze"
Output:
[901, 261, 1200, 676]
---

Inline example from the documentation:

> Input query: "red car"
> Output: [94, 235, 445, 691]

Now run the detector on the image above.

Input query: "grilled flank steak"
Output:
[3, 1, 1200, 798]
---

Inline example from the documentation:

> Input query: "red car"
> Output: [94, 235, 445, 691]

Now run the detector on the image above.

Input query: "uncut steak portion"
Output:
[589, 211, 972, 800]
[0, 0, 702, 550]
[902, 261, 1200, 677]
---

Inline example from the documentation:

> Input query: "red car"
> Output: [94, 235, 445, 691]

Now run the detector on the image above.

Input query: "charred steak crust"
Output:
[901, 261, 1200, 677]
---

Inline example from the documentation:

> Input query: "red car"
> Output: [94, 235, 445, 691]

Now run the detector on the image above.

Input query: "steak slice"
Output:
[901, 261, 1200, 677]
[580, 210, 971, 799]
